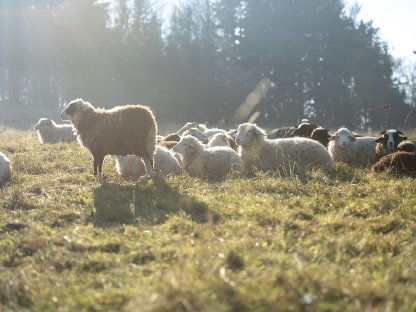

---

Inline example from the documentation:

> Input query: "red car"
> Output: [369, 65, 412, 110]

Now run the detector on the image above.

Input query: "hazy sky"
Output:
[344, 0, 416, 61]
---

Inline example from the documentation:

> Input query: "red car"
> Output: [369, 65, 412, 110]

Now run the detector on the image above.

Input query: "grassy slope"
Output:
[0, 129, 415, 312]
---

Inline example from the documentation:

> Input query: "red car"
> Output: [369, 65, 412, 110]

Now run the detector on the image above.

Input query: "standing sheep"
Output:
[172, 135, 242, 179]
[116, 146, 181, 179]
[328, 127, 377, 166]
[0, 152, 12, 187]
[60, 99, 157, 178]
[235, 123, 333, 175]
[34, 118, 76, 143]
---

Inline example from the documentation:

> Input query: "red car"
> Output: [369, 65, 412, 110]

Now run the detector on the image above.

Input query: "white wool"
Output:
[115, 146, 181, 179]
[207, 133, 231, 148]
[236, 123, 333, 175]
[204, 128, 227, 138]
[328, 127, 377, 166]
[172, 135, 242, 179]
[177, 122, 207, 136]
[0, 152, 12, 186]
[34, 118, 76, 144]
[181, 128, 208, 143]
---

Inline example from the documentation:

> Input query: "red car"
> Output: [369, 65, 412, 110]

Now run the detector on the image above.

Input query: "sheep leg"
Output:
[97, 156, 105, 179]
[93, 157, 98, 176]
[142, 157, 155, 178]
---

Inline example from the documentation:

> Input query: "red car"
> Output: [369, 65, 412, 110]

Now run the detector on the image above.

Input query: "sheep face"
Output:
[60, 99, 93, 126]
[34, 118, 55, 131]
[172, 135, 202, 157]
[235, 123, 266, 147]
[329, 128, 356, 147]
[375, 130, 407, 152]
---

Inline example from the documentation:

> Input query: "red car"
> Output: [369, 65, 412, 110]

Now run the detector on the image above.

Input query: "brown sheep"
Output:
[371, 151, 416, 176]
[60, 99, 157, 178]
[158, 140, 178, 149]
[397, 141, 416, 152]
[310, 127, 330, 147]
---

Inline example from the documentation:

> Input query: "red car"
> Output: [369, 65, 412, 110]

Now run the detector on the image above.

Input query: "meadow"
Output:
[0, 128, 415, 311]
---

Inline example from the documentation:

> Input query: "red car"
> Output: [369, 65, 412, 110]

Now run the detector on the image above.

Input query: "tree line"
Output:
[1, 0, 415, 130]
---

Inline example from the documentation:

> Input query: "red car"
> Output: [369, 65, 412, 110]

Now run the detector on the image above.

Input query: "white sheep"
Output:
[0, 152, 12, 186]
[172, 135, 242, 179]
[177, 122, 207, 136]
[328, 127, 377, 166]
[204, 128, 227, 138]
[235, 123, 333, 175]
[181, 128, 208, 143]
[207, 133, 231, 148]
[116, 146, 181, 179]
[34, 118, 76, 144]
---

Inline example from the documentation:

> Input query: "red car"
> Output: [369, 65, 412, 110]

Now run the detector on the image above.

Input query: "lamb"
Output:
[328, 127, 377, 166]
[372, 151, 416, 176]
[375, 130, 407, 160]
[60, 98, 157, 178]
[34, 118, 76, 144]
[0, 152, 12, 187]
[116, 146, 181, 179]
[235, 123, 333, 175]
[172, 135, 242, 179]
[177, 122, 207, 136]
[310, 127, 330, 147]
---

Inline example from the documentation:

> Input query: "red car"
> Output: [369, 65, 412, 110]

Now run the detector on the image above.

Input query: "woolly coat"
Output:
[372, 151, 416, 176]
[328, 137, 377, 166]
[0, 152, 11, 186]
[34, 119, 76, 144]
[173, 136, 242, 179]
[239, 136, 333, 175]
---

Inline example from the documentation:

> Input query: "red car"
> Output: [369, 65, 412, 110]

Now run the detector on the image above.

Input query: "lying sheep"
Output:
[207, 133, 232, 148]
[267, 127, 295, 139]
[204, 128, 227, 138]
[397, 141, 416, 152]
[310, 127, 330, 147]
[61, 99, 157, 178]
[182, 128, 208, 143]
[177, 122, 207, 136]
[236, 123, 333, 175]
[172, 135, 242, 179]
[116, 146, 181, 179]
[34, 118, 76, 144]
[0, 152, 12, 187]
[328, 127, 377, 166]
[372, 151, 416, 176]
[290, 122, 318, 138]
[375, 130, 407, 160]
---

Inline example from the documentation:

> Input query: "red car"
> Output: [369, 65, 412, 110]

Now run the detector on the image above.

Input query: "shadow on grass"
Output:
[92, 177, 218, 225]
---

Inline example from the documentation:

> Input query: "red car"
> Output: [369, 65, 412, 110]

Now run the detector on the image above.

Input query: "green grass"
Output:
[1, 129, 416, 311]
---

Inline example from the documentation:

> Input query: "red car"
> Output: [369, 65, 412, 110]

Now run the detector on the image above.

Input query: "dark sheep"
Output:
[372, 151, 416, 176]
[397, 141, 416, 152]
[290, 122, 318, 138]
[375, 129, 407, 160]
[310, 127, 330, 147]
[267, 127, 296, 139]
[61, 99, 157, 178]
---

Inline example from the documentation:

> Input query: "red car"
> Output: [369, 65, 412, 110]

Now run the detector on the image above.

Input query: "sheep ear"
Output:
[380, 130, 386, 134]
[329, 135, 337, 141]
[350, 136, 357, 142]
[397, 131, 404, 135]
[375, 137, 384, 143]
[400, 136, 408, 141]
[253, 127, 265, 136]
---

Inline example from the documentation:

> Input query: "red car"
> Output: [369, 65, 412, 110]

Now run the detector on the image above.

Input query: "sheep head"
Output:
[60, 98, 93, 127]
[34, 118, 55, 131]
[329, 127, 356, 147]
[235, 123, 266, 147]
[375, 129, 407, 152]
[172, 135, 203, 157]
[182, 128, 208, 143]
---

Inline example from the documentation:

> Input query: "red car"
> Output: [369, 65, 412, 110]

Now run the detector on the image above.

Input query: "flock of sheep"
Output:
[1, 98, 416, 189]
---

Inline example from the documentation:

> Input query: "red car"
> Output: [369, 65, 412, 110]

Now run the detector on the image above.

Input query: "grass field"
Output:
[1, 128, 415, 311]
